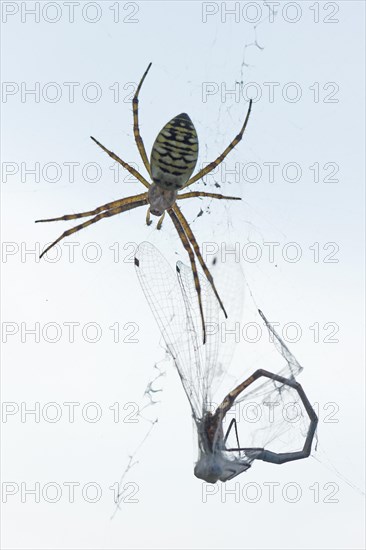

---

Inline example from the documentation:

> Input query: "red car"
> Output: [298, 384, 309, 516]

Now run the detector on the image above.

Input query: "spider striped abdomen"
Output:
[150, 113, 199, 190]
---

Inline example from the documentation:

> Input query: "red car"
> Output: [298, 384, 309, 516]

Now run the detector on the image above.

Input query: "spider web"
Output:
[110, 361, 165, 519]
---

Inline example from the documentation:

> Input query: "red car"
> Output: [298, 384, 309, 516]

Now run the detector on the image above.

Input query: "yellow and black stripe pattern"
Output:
[150, 113, 199, 190]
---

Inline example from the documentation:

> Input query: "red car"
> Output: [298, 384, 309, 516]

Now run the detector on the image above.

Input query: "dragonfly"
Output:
[134, 242, 318, 483]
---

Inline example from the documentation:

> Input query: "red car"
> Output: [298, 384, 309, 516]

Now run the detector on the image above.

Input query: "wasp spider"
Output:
[36, 63, 252, 342]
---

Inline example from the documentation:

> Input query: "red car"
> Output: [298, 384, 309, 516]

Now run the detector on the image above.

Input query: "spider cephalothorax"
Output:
[36, 63, 252, 342]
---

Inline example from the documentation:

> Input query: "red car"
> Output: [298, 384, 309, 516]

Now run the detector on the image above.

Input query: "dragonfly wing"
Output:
[176, 254, 246, 413]
[175, 259, 220, 417]
[135, 242, 203, 417]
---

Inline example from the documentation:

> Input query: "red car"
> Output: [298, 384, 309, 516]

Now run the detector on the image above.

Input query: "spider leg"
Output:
[156, 212, 165, 230]
[35, 193, 148, 223]
[145, 209, 165, 229]
[133, 63, 152, 177]
[172, 204, 227, 318]
[183, 99, 253, 187]
[178, 191, 241, 201]
[39, 197, 148, 259]
[145, 207, 153, 226]
[168, 208, 206, 344]
[90, 136, 150, 189]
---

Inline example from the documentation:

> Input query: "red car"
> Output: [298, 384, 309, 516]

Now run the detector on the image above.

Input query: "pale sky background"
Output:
[1, 1, 365, 549]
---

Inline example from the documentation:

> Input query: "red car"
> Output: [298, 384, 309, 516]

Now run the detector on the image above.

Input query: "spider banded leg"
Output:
[178, 191, 241, 201]
[220, 369, 318, 464]
[183, 99, 253, 187]
[172, 204, 228, 318]
[90, 136, 150, 189]
[35, 193, 148, 223]
[168, 208, 207, 344]
[39, 198, 148, 259]
[133, 63, 152, 177]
